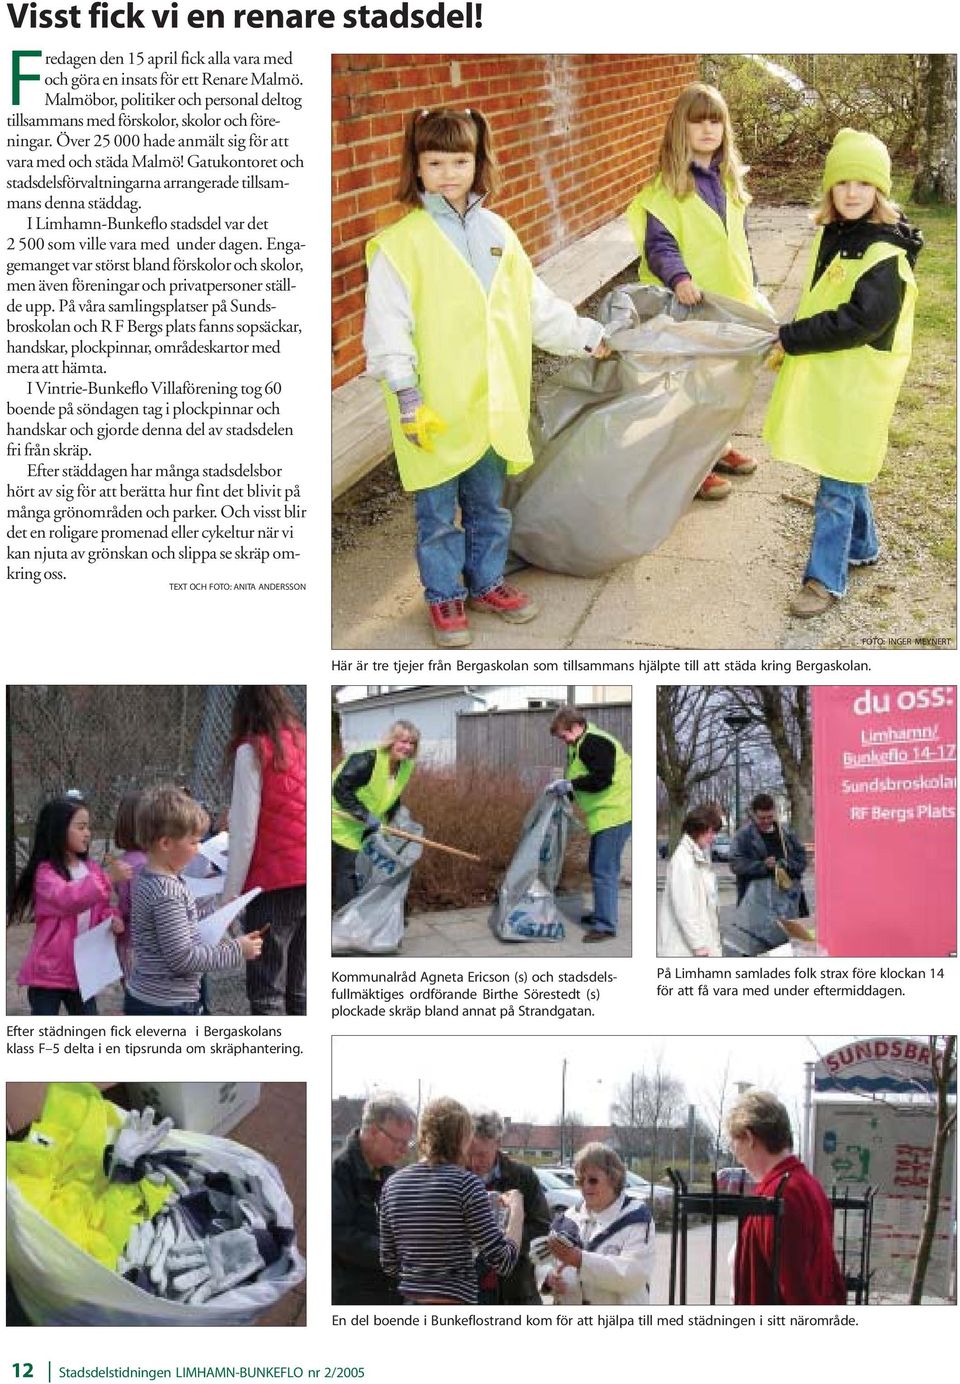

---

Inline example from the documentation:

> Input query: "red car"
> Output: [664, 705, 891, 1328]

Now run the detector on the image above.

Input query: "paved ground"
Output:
[332, 205, 951, 651]
[398, 884, 632, 958]
[6, 921, 251, 1016]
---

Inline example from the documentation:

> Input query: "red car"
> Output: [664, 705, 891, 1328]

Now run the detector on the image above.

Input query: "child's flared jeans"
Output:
[413, 448, 510, 604]
[804, 476, 879, 598]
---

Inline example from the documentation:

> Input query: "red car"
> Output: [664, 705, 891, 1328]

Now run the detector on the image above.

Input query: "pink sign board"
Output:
[812, 685, 957, 956]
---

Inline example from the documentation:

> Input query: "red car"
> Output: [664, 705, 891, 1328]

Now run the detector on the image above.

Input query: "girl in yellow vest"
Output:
[764, 129, 922, 618]
[364, 108, 611, 649]
[332, 720, 420, 910]
[627, 82, 764, 500]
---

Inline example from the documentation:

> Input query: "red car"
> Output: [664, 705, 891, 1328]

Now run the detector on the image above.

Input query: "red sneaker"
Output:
[695, 472, 732, 501]
[468, 583, 540, 624]
[428, 598, 471, 647]
[714, 446, 758, 476]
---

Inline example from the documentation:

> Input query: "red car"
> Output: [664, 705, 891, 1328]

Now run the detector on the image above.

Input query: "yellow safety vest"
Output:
[763, 237, 916, 483]
[366, 210, 536, 491]
[332, 747, 414, 851]
[566, 724, 632, 835]
[627, 174, 761, 308]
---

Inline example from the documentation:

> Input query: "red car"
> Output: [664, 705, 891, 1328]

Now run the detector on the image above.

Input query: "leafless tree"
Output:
[610, 1055, 687, 1191]
[909, 1036, 957, 1303]
[726, 687, 814, 839]
[656, 687, 740, 847]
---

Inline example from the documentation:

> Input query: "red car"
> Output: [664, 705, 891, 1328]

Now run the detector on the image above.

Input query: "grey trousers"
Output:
[242, 884, 306, 1015]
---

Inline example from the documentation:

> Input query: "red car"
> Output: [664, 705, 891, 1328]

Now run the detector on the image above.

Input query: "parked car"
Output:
[623, 1170, 673, 1210]
[710, 833, 732, 862]
[716, 1166, 757, 1193]
[533, 1167, 580, 1215]
[538, 1164, 576, 1186]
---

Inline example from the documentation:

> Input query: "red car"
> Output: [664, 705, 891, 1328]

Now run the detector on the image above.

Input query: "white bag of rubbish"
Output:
[7, 1124, 305, 1327]
[331, 807, 424, 955]
[507, 284, 778, 576]
[489, 793, 572, 941]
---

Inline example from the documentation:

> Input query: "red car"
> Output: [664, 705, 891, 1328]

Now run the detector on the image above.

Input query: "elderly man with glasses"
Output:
[333, 1092, 416, 1304]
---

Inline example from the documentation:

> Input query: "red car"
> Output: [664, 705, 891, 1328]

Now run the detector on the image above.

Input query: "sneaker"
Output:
[583, 928, 615, 943]
[467, 583, 539, 624]
[789, 580, 837, 619]
[428, 598, 471, 647]
[714, 446, 758, 476]
[695, 472, 732, 501]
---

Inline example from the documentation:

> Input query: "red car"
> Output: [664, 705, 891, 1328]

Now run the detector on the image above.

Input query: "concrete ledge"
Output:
[332, 214, 638, 499]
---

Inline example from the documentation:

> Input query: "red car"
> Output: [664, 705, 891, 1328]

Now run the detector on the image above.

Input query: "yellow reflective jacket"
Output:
[332, 747, 415, 851]
[566, 724, 632, 835]
[764, 236, 916, 483]
[628, 174, 761, 308]
[366, 209, 535, 491]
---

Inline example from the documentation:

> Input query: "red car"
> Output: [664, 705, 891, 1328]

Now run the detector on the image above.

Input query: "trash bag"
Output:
[729, 876, 792, 953]
[507, 285, 778, 576]
[489, 793, 573, 941]
[7, 1107, 305, 1326]
[331, 806, 424, 955]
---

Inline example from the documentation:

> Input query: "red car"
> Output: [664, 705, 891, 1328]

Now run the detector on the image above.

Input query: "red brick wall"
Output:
[332, 54, 699, 389]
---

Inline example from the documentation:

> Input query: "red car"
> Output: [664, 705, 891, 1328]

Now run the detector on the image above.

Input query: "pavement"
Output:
[397, 884, 632, 958]
[333, 204, 911, 651]
[655, 858, 817, 957]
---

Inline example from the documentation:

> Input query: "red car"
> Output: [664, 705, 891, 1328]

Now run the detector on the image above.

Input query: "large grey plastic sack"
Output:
[508, 285, 778, 576]
[331, 806, 424, 955]
[730, 876, 794, 953]
[489, 793, 573, 942]
[6, 1121, 305, 1327]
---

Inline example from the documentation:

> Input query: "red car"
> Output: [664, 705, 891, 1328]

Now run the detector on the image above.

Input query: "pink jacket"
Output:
[17, 860, 119, 991]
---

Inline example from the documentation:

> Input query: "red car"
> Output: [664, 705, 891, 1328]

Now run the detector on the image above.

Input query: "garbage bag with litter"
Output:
[7, 1083, 305, 1326]
[331, 806, 424, 955]
[489, 793, 573, 942]
[507, 285, 778, 577]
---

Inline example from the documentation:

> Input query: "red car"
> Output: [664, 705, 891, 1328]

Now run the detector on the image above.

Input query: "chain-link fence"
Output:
[6, 686, 306, 1016]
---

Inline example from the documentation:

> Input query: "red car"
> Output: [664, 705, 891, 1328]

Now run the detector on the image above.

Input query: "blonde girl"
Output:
[764, 129, 921, 617]
[364, 108, 610, 648]
[627, 82, 764, 498]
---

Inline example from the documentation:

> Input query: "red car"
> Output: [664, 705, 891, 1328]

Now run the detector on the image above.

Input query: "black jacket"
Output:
[481, 1153, 552, 1305]
[568, 730, 618, 795]
[780, 215, 922, 356]
[333, 750, 405, 827]
[729, 820, 807, 907]
[331, 1129, 397, 1305]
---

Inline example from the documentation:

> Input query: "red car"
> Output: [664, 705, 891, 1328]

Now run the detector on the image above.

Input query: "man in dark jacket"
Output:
[729, 792, 807, 910]
[468, 1109, 551, 1305]
[332, 1093, 416, 1304]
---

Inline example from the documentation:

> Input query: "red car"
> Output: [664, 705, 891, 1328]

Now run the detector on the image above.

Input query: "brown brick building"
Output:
[332, 54, 698, 389]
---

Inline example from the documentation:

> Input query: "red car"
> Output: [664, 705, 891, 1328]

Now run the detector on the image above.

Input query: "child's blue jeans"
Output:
[804, 477, 879, 598]
[414, 448, 510, 604]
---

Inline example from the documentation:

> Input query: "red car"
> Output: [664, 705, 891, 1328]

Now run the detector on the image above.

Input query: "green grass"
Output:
[878, 190, 956, 571]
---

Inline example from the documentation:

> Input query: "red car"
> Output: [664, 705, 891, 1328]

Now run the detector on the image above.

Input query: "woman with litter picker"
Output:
[331, 720, 421, 911]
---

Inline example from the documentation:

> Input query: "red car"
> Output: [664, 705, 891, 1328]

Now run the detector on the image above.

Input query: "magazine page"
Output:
[3, 5, 958, 1384]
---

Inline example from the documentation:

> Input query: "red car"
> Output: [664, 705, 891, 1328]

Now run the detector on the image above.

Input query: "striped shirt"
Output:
[379, 1162, 519, 1304]
[126, 867, 242, 1009]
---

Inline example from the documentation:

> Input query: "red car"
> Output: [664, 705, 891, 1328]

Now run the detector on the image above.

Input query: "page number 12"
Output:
[13, 1368, 34, 1379]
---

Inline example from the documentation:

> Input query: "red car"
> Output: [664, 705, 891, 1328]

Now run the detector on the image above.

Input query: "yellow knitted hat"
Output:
[822, 128, 892, 196]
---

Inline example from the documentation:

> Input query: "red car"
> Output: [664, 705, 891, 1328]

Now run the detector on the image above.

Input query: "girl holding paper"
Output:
[223, 686, 307, 1016]
[11, 796, 129, 1016]
[124, 786, 263, 1017]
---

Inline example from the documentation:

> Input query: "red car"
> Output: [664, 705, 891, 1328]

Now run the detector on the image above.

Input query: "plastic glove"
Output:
[167, 1227, 266, 1304]
[361, 812, 381, 841]
[401, 405, 447, 451]
[767, 341, 786, 371]
[545, 779, 573, 797]
[106, 1108, 174, 1182]
[119, 1218, 157, 1271]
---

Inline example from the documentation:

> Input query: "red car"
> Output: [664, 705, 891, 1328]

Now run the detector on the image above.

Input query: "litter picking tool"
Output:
[333, 809, 482, 863]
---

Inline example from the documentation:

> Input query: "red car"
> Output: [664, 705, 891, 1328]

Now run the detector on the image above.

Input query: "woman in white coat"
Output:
[546, 1143, 655, 1305]
[658, 803, 724, 957]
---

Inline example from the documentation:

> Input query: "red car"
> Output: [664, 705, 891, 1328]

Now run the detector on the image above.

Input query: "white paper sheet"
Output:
[183, 874, 227, 902]
[73, 920, 122, 1001]
[197, 887, 262, 948]
[197, 831, 230, 874]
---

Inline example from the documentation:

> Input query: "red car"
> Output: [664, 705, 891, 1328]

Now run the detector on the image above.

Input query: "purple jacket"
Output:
[644, 161, 729, 289]
[17, 860, 119, 991]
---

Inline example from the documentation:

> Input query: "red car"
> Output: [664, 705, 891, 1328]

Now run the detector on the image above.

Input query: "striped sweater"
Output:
[379, 1161, 519, 1304]
[126, 867, 242, 1010]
